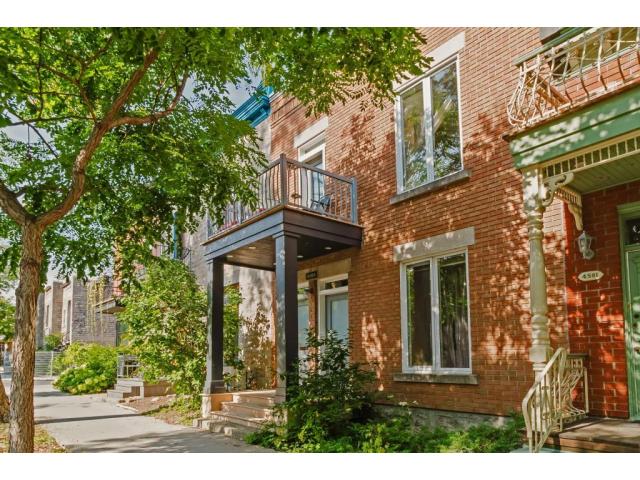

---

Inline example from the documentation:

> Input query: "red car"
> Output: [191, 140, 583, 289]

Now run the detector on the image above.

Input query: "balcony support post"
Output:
[523, 168, 552, 377]
[273, 232, 299, 402]
[203, 257, 226, 395]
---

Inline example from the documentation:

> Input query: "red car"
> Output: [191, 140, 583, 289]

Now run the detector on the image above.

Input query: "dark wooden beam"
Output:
[203, 257, 225, 394]
[274, 232, 299, 401]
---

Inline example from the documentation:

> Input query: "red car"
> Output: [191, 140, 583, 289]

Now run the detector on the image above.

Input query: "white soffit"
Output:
[393, 226, 475, 262]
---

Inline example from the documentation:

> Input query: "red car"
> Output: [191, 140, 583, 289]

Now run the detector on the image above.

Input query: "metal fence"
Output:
[2, 351, 60, 377]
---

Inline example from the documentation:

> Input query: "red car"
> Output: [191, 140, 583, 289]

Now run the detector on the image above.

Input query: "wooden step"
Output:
[545, 418, 640, 453]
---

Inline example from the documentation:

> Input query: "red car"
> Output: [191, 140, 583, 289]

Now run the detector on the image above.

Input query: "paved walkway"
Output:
[3, 377, 270, 453]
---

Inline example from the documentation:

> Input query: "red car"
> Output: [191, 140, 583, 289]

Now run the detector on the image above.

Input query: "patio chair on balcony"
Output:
[310, 194, 332, 214]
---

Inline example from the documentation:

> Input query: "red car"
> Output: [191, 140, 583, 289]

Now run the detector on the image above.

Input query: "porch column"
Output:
[274, 232, 299, 401]
[523, 168, 552, 376]
[204, 257, 225, 394]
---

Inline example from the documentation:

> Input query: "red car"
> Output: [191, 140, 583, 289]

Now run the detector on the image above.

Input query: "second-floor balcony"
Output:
[207, 155, 358, 238]
[508, 27, 640, 130]
[204, 155, 362, 270]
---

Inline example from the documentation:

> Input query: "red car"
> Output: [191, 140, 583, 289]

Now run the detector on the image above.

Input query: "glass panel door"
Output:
[326, 292, 349, 341]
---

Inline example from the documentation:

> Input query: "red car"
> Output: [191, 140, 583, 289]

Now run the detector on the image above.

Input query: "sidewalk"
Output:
[3, 377, 271, 453]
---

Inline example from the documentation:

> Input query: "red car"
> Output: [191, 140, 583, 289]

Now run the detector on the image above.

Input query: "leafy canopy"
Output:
[0, 28, 427, 284]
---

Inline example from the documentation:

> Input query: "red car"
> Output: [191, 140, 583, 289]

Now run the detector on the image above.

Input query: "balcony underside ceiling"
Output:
[203, 206, 362, 270]
[569, 152, 640, 194]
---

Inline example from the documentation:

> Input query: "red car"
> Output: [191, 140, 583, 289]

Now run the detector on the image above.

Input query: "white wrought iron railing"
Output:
[207, 155, 358, 238]
[508, 27, 640, 128]
[522, 348, 589, 452]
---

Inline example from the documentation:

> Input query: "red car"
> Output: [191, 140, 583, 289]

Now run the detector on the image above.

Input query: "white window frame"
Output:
[298, 134, 325, 169]
[394, 56, 464, 194]
[317, 274, 348, 339]
[399, 248, 471, 375]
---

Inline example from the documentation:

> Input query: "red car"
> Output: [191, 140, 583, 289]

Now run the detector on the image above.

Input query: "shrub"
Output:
[44, 333, 62, 351]
[247, 330, 377, 450]
[246, 330, 524, 453]
[53, 343, 118, 394]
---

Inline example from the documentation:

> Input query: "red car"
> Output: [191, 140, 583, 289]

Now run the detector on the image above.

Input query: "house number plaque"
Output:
[578, 270, 604, 282]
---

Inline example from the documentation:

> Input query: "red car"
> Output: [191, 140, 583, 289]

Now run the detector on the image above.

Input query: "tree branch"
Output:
[0, 181, 32, 225]
[109, 73, 188, 128]
[35, 39, 165, 229]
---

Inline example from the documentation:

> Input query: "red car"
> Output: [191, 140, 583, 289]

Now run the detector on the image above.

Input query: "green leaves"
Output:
[118, 258, 208, 398]
[0, 27, 427, 285]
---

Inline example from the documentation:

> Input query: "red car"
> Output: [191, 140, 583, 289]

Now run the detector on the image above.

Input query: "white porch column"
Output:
[523, 168, 552, 376]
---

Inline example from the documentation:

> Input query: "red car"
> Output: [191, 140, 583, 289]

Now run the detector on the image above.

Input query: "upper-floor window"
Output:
[395, 59, 462, 192]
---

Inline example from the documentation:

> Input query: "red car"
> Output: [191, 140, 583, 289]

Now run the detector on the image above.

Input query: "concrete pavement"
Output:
[3, 377, 270, 453]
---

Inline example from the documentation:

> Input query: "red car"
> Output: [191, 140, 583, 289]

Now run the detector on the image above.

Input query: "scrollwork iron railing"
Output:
[522, 348, 589, 452]
[508, 27, 640, 128]
[207, 155, 358, 238]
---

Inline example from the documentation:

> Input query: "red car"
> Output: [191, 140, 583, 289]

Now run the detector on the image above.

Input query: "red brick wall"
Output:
[269, 28, 571, 416]
[565, 181, 640, 418]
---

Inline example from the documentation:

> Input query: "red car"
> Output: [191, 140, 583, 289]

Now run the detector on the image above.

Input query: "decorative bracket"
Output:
[542, 172, 583, 231]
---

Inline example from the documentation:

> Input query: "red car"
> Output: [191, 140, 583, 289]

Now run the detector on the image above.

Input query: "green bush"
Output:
[246, 330, 524, 452]
[53, 343, 118, 394]
[44, 333, 62, 351]
[247, 330, 377, 451]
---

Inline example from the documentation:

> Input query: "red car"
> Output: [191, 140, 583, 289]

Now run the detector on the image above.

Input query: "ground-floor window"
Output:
[401, 251, 471, 373]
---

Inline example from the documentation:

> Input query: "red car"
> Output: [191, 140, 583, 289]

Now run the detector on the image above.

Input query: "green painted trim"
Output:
[513, 27, 589, 66]
[618, 202, 640, 420]
[510, 86, 640, 169]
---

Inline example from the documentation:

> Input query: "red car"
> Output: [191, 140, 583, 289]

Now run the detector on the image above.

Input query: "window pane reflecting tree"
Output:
[401, 84, 428, 189]
[431, 62, 461, 179]
[407, 262, 432, 367]
[438, 254, 469, 368]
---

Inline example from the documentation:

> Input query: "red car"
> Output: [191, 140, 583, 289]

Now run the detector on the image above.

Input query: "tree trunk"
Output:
[0, 373, 9, 422]
[9, 224, 43, 452]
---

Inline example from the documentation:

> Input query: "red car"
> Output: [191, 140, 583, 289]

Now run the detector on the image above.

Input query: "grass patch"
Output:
[0, 422, 65, 453]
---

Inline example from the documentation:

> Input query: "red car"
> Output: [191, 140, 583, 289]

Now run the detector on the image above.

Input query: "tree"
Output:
[0, 298, 15, 421]
[118, 258, 208, 399]
[0, 27, 428, 452]
[119, 258, 245, 400]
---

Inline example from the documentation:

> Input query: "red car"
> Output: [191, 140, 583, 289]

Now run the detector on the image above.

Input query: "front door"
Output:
[624, 249, 640, 420]
[326, 292, 349, 342]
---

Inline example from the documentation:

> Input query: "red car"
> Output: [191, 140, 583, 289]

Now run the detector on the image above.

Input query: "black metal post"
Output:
[274, 232, 299, 401]
[203, 257, 225, 394]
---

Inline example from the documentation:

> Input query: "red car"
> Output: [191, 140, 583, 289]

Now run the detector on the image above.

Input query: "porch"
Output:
[202, 155, 362, 402]
[546, 418, 640, 453]
[507, 27, 640, 452]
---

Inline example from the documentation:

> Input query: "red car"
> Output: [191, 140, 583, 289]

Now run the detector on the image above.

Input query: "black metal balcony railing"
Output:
[508, 27, 640, 128]
[207, 155, 358, 238]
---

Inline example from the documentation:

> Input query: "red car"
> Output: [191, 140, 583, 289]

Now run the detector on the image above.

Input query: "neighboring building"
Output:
[43, 280, 63, 337]
[37, 275, 117, 347]
[198, 26, 640, 443]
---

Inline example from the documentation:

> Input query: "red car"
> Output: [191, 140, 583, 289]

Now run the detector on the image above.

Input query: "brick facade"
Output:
[565, 182, 640, 418]
[265, 28, 574, 416]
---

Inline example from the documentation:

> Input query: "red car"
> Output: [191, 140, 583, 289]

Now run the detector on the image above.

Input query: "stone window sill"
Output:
[390, 169, 471, 205]
[393, 372, 479, 385]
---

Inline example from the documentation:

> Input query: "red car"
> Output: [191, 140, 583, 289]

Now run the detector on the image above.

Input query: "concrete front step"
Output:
[232, 390, 276, 407]
[193, 418, 255, 441]
[106, 389, 135, 401]
[209, 412, 268, 430]
[221, 401, 273, 420]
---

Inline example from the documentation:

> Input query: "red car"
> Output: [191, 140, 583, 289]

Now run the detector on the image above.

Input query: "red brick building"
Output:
[200, 27, 640, 443]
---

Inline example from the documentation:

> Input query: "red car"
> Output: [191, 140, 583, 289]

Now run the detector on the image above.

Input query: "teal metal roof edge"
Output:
[232, 85, 274, 127]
